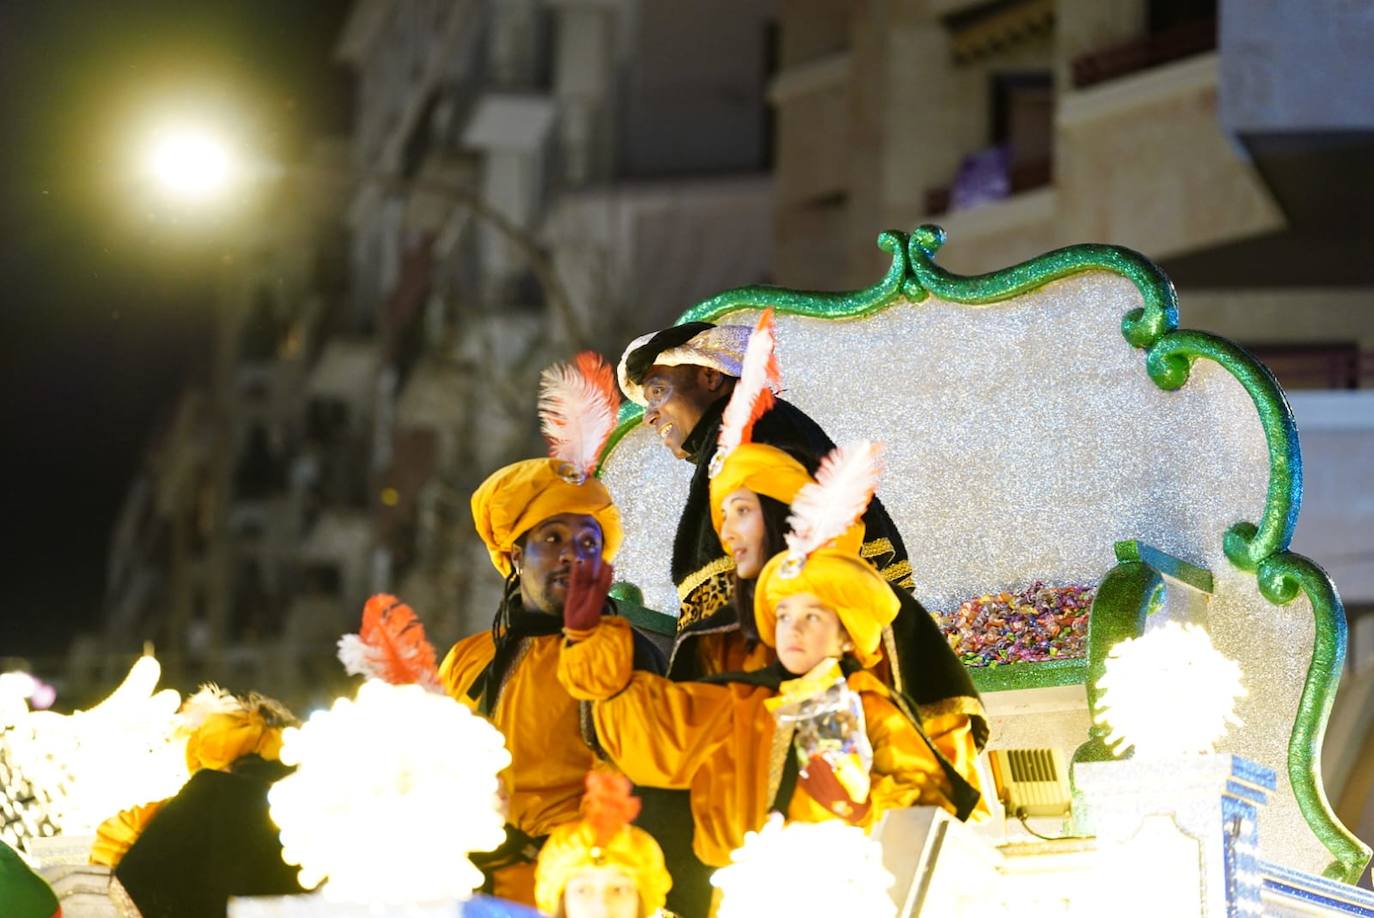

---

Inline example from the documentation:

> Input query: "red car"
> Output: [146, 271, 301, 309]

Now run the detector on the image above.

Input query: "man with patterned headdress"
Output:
[439, 353, 665, 906]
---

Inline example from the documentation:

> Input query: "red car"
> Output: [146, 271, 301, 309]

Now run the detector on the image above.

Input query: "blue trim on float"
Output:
[1229, 756, 1278, 791]
[1225, 780, 1271, 805]
[1260, 860, 1374, 915]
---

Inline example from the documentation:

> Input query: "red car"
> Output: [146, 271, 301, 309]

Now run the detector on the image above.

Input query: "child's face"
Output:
[719, 487, 766, 579]
[774, 592, 850, 674]
[562, 866, 640, 918]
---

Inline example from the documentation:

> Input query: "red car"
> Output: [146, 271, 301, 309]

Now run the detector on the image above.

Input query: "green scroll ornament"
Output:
[593, 224, 1369, 881]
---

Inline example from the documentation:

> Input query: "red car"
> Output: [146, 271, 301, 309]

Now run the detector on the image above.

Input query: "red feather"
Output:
[575, 351, 620, 422]
[582, 771, 641, 847]
[354, 594, 440, 688]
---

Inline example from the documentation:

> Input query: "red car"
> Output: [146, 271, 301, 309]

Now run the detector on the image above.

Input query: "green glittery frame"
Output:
[597, 224, 1368, 881]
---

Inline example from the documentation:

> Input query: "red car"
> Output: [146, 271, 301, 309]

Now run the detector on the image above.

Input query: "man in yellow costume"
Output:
[439, 353, 665, 905]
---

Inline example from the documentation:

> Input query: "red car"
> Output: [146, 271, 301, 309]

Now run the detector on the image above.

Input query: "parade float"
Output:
[3, 224, 1371, 916]
[598, 224, 1374, 914]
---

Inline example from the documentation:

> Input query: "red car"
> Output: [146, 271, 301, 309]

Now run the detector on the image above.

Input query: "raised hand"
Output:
[563, 558, 614, 632]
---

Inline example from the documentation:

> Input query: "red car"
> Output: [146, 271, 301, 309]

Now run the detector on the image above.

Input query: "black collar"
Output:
[682, 396, 729, 465]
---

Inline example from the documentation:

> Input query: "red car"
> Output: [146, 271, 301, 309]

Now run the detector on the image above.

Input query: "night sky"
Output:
[0, 1, 351, 664]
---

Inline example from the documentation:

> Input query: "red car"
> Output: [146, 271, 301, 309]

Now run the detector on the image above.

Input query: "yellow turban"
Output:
[534, 818, 671, 917]
[755, 548, 899, 668]
[184, 710, 286, 773]
[471, 458, 624, 577]
[709, 443, 864, 555]
[708, 443, 812, 538]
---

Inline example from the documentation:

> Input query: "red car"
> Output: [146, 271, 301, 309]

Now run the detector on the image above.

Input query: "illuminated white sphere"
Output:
[268, 680, 510, 904]
[711, 815, 896, 918]
[1096, 621, 1246, 758]
[146, 127, 235, 201]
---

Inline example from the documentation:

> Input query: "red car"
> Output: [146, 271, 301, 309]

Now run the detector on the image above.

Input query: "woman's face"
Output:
[562, 866, 641, 918]
[773, 592, 851, 675]
[719, 487, 766, 579]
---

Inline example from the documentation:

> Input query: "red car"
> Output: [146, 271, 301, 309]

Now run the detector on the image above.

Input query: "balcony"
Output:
[925, 155, 1052, 218]
[1071, 16, 1216, 90]
[1245, 344, 1374, 391]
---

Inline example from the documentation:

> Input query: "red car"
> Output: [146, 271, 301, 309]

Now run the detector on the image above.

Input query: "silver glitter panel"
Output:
[599, 270, 1328, 870]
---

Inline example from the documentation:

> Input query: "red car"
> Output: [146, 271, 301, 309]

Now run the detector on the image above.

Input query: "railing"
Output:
[1070, 17, 1216, 89]
[1245, 344, 1374, 391]
[925, 157, 1053, 217]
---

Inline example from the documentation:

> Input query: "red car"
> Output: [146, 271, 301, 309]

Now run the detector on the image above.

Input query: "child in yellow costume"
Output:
[534, 772, 672, 918]
[440, 354, 665, 905]
[557, 442, 982, 878]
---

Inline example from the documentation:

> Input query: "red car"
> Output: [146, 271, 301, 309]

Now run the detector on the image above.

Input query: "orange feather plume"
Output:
[582, 771, 641, 847]
[337, 594, 440, 690]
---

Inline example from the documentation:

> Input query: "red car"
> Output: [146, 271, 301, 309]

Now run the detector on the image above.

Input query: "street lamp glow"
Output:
[146, 126, 236, 201]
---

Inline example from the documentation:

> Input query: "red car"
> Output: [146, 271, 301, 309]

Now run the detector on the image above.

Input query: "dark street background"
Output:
[0, 1, 350, 661]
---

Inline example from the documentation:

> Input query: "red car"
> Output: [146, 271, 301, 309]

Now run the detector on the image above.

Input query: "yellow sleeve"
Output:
[559, 616, 735, 786]
[858, 692, 955, 828]
[922, 711, 991, 819]
[90, 800, 163, 867]
[439, 633, 495, 710]
[592, 674, 738, 789]
[557, 616, 637, 701]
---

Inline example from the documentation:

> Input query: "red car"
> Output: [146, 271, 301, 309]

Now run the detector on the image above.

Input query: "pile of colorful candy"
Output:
[936, 581, 1095, 667]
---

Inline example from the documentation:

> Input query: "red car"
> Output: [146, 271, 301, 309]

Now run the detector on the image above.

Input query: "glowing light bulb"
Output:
[1096, 621, 1246, 758]
[146, 126, 236, 201]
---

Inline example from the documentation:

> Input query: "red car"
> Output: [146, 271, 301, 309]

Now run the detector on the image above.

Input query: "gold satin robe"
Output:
[440, 630, 599, 902]
[559, 617, 983, 868]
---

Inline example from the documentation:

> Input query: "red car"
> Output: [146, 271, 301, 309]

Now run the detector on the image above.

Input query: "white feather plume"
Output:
[538, 352, 620, 477]
[337, 634, 372, 679]
[717, 308, 781, 458]
[180, 683, 243, 731]
[784, 441, 885, 559]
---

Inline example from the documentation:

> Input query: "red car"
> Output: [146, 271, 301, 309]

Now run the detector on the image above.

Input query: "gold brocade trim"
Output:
[677, 555, 737, 602]
[915, 695, 988, 724]
[766, 721, 797, 807]
[880, 560, 914, 587]
[882, 625, 904, 694]
[667, 619, 740, 673]
[860, 538, 895, 561]
[110, 876, 145, 918]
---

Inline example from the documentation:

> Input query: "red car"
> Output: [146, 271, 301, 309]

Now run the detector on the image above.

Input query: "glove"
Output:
[563, 558, 613, 633]
[798, 754, 872, 825]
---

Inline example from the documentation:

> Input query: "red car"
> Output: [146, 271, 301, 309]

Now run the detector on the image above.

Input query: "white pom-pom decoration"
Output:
[1096, 621, 1246, 758]
[268, 680, 511, 904]
[711, 814, 896, 918]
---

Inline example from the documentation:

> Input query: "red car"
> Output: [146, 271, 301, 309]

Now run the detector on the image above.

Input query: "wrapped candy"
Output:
[766, 659, 872, 802]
